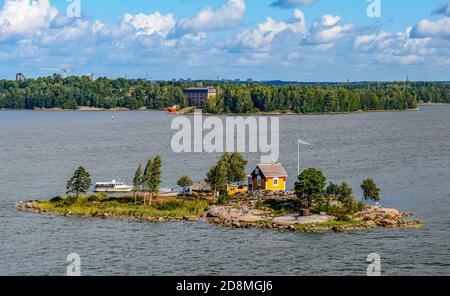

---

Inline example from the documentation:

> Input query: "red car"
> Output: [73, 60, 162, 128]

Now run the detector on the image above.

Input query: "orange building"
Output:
[249, 163, 288, 191]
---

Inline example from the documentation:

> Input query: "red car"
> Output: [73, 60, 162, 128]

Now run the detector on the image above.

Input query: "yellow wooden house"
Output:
[249, 163, 288, 191]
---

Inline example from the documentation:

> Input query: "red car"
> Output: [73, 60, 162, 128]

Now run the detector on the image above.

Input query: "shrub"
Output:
[338, 199, 365, 214]
[154, 200, 185, 211]
[217, 195, 230, 205]
[103, 201, 121, 207]
[50, 196, 63, 203]
[88, 193, 108, 202]
[326, 182, 339, 196]
[328, 205, 349, 216]
[108, 196, 136, 204]
[312, 202, 331, 214]
[336, 214, 353, 222]
[77, 194, 89, 203]
[133, 197, 144, 205]
[60, 195, 78, 205]
[337, 182, 354, 203]
[315, 194, 333, 212]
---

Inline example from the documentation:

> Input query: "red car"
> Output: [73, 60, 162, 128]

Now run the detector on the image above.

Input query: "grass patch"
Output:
[292, 219, 360, 231]
[35, 195, 210, 219]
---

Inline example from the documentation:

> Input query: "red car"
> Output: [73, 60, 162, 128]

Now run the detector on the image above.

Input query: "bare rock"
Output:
[365, 221, 377, 228]
[380, 208, 401, 219]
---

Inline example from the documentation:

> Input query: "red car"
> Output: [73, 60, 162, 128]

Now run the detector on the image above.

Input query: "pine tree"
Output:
[148, 155, 162, 206]
[142, 159, 153, 205]
[133, 164, 143, 204]
[338, 182, 354, 204]
[66, 166, 92, 200]
[361, 178, 380, 202]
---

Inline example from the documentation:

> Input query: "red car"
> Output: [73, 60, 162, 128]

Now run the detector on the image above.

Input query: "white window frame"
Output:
[273, 178, 279, 186]
[257, 176, 261, 187]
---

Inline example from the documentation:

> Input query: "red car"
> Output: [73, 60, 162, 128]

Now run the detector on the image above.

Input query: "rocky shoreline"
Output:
[18, 197, 423, 233]
[205, 204, 423, 232]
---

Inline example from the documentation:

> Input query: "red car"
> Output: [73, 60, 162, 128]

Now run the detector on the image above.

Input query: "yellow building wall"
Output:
[266, 178, 286, 191]
[227, 185, 248, 196]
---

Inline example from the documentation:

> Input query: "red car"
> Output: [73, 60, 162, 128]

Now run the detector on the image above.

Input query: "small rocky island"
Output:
[17, 191, 422, 233]
[17, 153, 423, 233]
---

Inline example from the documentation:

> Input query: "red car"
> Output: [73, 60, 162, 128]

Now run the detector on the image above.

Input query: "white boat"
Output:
[94, 180, 133, 193]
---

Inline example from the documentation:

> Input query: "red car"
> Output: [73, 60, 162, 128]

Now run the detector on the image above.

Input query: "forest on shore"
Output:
[1, 75, 449, 114]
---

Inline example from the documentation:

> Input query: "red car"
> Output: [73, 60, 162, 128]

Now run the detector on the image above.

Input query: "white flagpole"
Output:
[298, 139, 313, 176]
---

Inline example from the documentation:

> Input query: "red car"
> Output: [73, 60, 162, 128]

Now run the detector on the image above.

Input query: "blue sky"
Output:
[0, 0, 449, 81]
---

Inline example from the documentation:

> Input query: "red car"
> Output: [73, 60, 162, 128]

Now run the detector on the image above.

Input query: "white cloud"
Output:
[122, 12, 175, 37]
[305, 15, 354, 44]
[40, 19, 90, 45]
[0, 0, 448, 79]
[354, 28, 440, 65]
[0, 0, 58, 41]
[354, 31, 392, 51]
[172, 0, 246, 36]
[396, 54, 423, 65]
[410, 17, 450, 38]
[233, 9, 307, 50]
[91, 20, 106, 34]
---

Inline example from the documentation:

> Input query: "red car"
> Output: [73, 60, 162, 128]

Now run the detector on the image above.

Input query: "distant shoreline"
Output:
[417, 102, 449, 106]
[33, 106, 133, 112]
[0, 106, 430, 116]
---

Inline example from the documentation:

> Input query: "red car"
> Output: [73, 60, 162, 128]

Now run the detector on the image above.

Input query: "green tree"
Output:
[337, 182, 354, 204]
[132, 164, 143, 203]
[202, 95, 221, 114]
[177, 176, 193, 195]
[66, 166, 92, 199]
[361, 178, 380, 202]
[205, 161, 228, 203]
[143, 155, 162, 206]
[294, 168, 326, 208]
[326, 182, 339, 196]
[219, 152, 248, 183]
[142, 159, 153, 205]
[0, 78, 442, 113]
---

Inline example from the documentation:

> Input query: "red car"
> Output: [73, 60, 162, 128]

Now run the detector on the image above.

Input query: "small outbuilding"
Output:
[226, 183, 249, 196]
[249, 163, 288, 191]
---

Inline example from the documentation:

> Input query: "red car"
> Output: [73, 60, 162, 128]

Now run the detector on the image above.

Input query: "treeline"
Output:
[0, 76, 187, 110]
[0, 75, 449, 113]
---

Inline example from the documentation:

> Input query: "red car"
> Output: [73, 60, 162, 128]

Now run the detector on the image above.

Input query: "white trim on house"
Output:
[273, 178, 279, 187]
